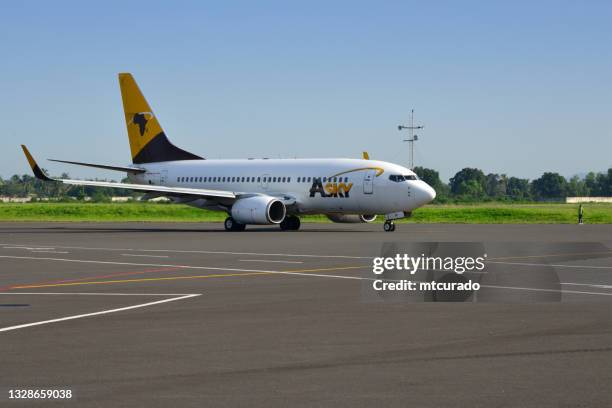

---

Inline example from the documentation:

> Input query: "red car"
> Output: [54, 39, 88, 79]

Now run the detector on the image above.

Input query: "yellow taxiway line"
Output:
[10, 265, 368, 289]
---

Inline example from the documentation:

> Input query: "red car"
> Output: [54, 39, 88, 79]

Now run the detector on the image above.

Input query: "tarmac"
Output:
[1, 222, 611, 407]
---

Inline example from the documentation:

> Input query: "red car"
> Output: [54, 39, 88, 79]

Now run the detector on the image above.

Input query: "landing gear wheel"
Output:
[290, 216, 301, 230]
[224, 217, 246, 231]
[384, 221, 395, 232]
[280, 215, 301, 231]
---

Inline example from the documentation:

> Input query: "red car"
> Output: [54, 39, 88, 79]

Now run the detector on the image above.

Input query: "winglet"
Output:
[362, 151, 370, 160]
[21, 145, 53, 181]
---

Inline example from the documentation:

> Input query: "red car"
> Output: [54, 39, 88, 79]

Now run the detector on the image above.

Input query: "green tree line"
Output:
[0, 170, 136, 202]
[413, 167, 612, 203]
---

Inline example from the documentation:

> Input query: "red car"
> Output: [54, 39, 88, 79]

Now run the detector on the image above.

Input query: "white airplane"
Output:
[22, 73, 436, 232]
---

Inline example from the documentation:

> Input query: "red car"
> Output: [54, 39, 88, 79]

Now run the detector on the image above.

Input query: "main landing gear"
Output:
[383, 220, 396, 232]
[224, 217, 246, 231]
[280, 215, 301, 231]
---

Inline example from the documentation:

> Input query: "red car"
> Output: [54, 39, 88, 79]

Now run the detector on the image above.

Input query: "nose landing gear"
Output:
[383, 211, 405, 232]
[383, 220, 395, 232]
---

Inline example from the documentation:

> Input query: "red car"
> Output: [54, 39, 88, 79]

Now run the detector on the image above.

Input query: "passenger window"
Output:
[257, 177, 261, 182]
[308, 177, 311, 182]
[287, 177, 291, 183]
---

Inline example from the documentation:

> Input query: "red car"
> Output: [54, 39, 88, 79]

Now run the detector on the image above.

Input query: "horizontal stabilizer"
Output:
[48, 159, 146, 173]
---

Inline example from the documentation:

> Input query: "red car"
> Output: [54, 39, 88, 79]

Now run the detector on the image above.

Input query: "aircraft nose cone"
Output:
[415, 182, 436, 205]
[425, 184, 436, 202]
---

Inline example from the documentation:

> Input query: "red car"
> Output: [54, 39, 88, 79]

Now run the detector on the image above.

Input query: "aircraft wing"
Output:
[21, 145, 236, 202]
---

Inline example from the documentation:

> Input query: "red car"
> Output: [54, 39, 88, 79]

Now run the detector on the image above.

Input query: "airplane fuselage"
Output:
[131, 158, 436, 215]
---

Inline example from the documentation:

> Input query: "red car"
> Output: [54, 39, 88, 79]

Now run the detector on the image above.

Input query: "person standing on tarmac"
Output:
[578, 204, 584, 224]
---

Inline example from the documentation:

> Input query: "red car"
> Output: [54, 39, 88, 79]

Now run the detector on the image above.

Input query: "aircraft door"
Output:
[260, 174, 270, 191]
[363, 170, 375, 194]
[146, 172, 161, 185]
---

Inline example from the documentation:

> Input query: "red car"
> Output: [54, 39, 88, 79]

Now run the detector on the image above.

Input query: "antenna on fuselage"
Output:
[397, 109, 424, 169]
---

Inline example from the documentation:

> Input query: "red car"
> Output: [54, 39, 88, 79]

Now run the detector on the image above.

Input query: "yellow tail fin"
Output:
[118, 73, 202, 164]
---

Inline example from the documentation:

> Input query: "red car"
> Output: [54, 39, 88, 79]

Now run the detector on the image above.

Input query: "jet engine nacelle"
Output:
[231, 196, 286, 224]
[326, 214, 377, 223]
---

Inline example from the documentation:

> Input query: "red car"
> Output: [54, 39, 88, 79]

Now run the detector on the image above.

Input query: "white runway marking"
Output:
[121, 254, 169, 258]
[2, 255, 612, 296]
[0, 254, 284, 273]
[479, 284, 612, 297]
[239, 259, 304, 264]
[3, 247, 55, 251]
[0, 292, 201, 296]
[0, 254, 366, 281]
[561, 282, 612, 289]
[0, 293, 201, 333]
[488, 261, 612, 270]
[30, 250, 69, 254]
[0, 244, 370, 259]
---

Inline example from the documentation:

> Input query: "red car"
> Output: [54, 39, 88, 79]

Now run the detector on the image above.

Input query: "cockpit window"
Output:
[390, 174, 418, 182]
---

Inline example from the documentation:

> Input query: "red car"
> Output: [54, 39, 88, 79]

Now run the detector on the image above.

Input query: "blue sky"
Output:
[1, 1, 610, 181]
